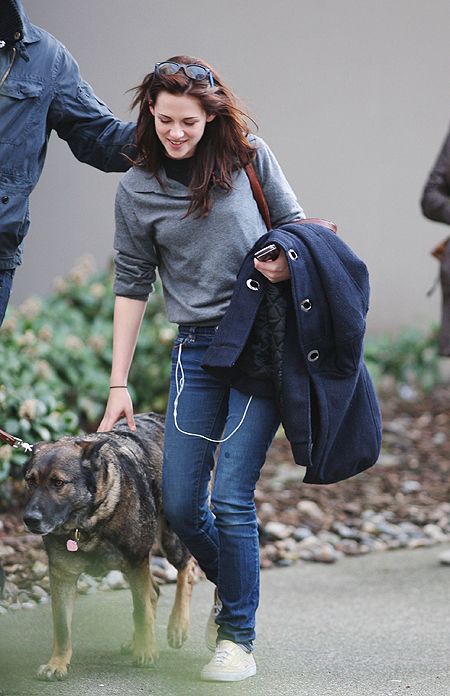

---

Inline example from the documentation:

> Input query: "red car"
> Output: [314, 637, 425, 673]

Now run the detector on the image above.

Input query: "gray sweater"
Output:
[113, 135, 304, 325]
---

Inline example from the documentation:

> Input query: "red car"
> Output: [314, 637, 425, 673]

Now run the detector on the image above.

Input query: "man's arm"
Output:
[48, 44, 136, 172]
[421, 127, 450, 225]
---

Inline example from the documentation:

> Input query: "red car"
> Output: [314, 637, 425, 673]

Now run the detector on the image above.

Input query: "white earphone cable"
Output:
[173, 341, 252, 443]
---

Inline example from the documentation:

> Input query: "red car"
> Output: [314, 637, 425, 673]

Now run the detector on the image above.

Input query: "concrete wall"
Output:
[14, 0, 450, 334]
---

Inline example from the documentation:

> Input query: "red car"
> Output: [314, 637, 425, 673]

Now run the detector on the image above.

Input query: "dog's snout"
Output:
[23, 510, 44, 532]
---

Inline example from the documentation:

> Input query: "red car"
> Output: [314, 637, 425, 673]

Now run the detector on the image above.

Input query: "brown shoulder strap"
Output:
[245, 163, 337, 234]
[245, 163, 271, 230]
[431, 236, 450, 262]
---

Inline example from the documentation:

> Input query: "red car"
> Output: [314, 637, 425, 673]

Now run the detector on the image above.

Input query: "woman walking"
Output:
[98, 55, 305, 682]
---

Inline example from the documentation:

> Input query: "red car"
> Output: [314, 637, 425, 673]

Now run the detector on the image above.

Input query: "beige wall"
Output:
[14, 0, 450, 334]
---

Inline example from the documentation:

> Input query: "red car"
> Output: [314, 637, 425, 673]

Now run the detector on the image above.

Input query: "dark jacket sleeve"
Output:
[421, 127, 450, 225]
[48, 44, 135, 172]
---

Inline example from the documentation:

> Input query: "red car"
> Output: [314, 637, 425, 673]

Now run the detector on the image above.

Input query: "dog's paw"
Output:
[132, 647, 159, 668]
[37, 660, 70, 681]
[123, 638, 158, 666]
[167, 613, 189, 649]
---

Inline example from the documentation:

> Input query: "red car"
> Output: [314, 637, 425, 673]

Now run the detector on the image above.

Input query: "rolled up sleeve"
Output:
[113, 183, 158, 298]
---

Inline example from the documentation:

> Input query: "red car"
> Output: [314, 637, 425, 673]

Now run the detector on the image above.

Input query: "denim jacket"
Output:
[0, 2, 135, 269]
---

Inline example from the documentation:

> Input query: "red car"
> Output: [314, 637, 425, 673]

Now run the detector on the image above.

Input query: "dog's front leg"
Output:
[167, 556, 196, 649]
[37, 567, 78, 681]
[126, 560, 159, 667]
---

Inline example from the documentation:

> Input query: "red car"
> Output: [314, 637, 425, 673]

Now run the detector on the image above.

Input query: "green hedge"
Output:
[364, 326, 441, 392]
[0, 256, 175, 483]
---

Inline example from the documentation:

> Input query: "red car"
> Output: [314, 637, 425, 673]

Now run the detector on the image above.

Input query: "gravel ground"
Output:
[1, 386, 449, 612]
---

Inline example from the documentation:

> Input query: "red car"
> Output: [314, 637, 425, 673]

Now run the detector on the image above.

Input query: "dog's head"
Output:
[22, 438, 103, 536]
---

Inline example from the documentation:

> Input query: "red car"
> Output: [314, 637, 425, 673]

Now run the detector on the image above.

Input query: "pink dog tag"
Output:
[66, 539, 78, 552]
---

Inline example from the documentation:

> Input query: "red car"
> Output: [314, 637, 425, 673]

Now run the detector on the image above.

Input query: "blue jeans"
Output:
[162, 326, 280, 646]
[0, 269, 15, 326]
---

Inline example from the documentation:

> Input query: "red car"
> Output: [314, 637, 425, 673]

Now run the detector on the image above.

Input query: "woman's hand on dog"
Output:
[97, 389, 136, 432]
[98, 297, 145, 433]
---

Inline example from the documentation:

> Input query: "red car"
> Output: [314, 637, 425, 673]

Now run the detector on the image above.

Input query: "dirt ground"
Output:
[1, 386, 449, 596]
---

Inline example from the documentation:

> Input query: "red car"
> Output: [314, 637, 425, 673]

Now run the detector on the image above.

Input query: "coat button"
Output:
[1, 196, 9, 204]
[14, 32, 22, 41]
[300, 298, 312, 312]
[246, 278, 261, 291]
[307, 349, 320, 362]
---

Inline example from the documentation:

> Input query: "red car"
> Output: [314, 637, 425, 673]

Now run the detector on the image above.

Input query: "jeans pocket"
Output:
[173, 328, 216, 346]
[173, 333, 191, 348]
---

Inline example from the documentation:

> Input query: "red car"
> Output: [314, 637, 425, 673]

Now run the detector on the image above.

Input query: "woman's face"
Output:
[150, 91, 215, 160]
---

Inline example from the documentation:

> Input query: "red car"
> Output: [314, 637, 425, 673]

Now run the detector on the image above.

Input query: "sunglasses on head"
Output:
[154, 61, 214, 88]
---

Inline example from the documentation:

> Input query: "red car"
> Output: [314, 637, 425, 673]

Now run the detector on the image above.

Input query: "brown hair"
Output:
[130, 55, 256, 218]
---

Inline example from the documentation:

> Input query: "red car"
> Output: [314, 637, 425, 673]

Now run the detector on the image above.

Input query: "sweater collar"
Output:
[127, 166, 191, 198]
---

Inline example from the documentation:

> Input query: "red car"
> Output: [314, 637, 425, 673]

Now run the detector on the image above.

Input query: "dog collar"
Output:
[66, 529, 81, 552]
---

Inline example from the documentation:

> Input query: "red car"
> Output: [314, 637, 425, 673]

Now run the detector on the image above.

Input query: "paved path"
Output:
[0, 543, 449, 696]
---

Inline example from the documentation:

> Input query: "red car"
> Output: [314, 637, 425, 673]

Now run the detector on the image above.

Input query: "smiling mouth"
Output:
[167, 139, 187, 146]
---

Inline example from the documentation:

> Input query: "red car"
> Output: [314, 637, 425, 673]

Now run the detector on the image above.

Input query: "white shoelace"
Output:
[212, 647, 234, 665]
[173, 341, 253, 443]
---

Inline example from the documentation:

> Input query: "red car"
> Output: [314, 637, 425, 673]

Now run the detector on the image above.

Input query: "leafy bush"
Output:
[0, 256, 175, 483]
[364, 326, 441, 393]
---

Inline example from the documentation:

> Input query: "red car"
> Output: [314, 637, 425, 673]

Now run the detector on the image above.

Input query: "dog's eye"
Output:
[51, 479, 66, 489]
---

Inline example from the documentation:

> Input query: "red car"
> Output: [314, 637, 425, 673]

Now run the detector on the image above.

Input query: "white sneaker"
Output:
[205, 590, 222, 651]
[200, 640, 256, 682]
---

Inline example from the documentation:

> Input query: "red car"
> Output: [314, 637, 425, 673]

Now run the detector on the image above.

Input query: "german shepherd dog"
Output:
[22, 413, 196, 681]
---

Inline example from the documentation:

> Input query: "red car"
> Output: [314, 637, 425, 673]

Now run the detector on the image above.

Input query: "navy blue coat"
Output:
[202, 222, 382, 485]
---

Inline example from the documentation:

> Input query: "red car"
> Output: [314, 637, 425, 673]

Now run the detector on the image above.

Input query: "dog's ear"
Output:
[74, 439, 97, 458]
[75, 439, 95, 449]
[74, 438, 106, 471]
[21, 442, 45, 476]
